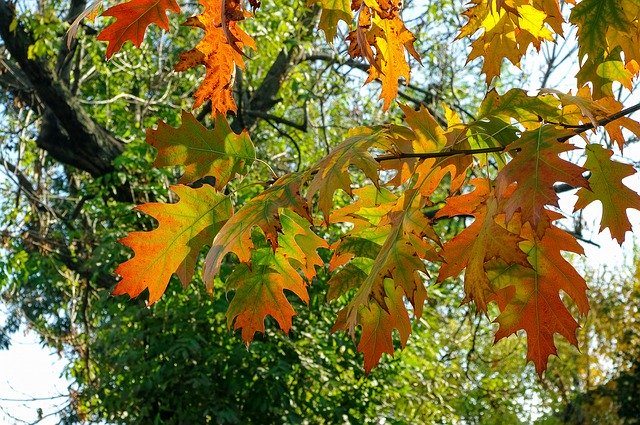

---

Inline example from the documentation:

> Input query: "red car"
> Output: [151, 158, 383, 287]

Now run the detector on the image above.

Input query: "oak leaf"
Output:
[114, 185, 232, 304]
[305, 126, 385, 222]
[356, 280, 410, 372]
[570, 0, 640, 98]
[436, 178, 529, 311]
[575, 144, 640, 244]
[278, 210, 329, 280]
[97, 0, 180, 58]
[459, 0, 555, 83]
[544, 87, 640, 150]
[496, 125, 589, 231]
[489, 213, 589, 376]
[147, 111, 255, 188]
[330, 188, 441, 369]
[175, 0, 256, 114]
[346, 2, 420, 109]
[225, 249, 309, 343]
[310, 0, 352, 41]
[203, 174, 310, 288]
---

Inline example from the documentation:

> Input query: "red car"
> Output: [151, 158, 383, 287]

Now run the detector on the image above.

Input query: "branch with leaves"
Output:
[81, 0, 640, 376]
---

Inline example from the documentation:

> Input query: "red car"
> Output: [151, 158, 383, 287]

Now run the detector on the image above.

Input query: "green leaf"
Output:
[148, 111, 255, 188]
[203, 174, 310, 288]
[575, 144, 640, 244]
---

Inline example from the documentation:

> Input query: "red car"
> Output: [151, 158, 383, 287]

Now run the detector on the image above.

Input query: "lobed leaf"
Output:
[114, 184, 232, 304]
[489, 212, 589, 376]
[305, 126, 385, 222]
[569, 0, 640, 98]
[147, 111, 255, 188]
[175, 0, 256, 114]
[575, 144, 640, 244]
[436, 178, 529, 311]
[203, 173, 310, 288]
[97, 0, 180, 58]
[225, 250, 309, 343]
[496, 125, 589, 232]
[458, 0, 558, 84]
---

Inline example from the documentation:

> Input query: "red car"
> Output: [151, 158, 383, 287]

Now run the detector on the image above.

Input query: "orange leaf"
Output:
[278, 210, 328, 280]
[225, 250, 309, 343]
[355, 280, 410, 372]
[489, 212, 589, 376]
[330, 189, 439, 369]
[175, 0, 256, 114]
[436, 178, 529, 311]
[346, 1, 420, 110]
[97, 0, 180, 58]
[114, 185, 232, 304]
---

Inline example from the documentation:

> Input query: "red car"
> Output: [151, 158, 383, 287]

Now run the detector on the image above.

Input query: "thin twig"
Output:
[375, 146, 504, 162]
[375, 101, 640, 162]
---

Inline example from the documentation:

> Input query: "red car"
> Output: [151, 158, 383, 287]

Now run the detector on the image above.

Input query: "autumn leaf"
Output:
[436, 178, 529, 311]
[569, 0, 640, 98]
[310, 0, 352, 41]
[225, 249, 309, 343]
[496, 124, 589, 231]
[305, 126, 385, 222]
[544, 87, 640, 150]
[203, 173, 310, 288]
[364, 15, 421, 110]
[488, 213, 589, 376]
[575, 48, 635, 99]
[330, 187, 442, 369]
[355, 280, 410, 372]
[575, 144, 640, 244]
[458, 0, 556, 83]
[346, 1, 420, 110]
[114, 184, 232, 304]
[97, 0, 180, 58]
[175, 0, 256, 114]
[147, 110, 255, 188]
[570, 0, 638, 66]
[278, 210, 328, 280]
[207, 195, 326, 345]
[476, 89, 561, 128]
[380, 105, 452, 187]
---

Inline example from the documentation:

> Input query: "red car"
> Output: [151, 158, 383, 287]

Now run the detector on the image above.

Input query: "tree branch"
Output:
[0, 1, 124, 177]
[376, 101, 640, 162]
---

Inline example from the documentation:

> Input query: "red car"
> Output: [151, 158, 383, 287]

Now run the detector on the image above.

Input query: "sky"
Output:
[0, 310, 69, 424]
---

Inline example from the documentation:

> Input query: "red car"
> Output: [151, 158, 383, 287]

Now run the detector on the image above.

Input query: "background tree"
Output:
[1, 0, 639, 423]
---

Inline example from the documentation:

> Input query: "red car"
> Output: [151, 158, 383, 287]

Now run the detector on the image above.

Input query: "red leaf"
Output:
[97, 0, 180, 58]
[496, 125, 589, 232]
[436, 178, 529, 311]
[489, 212, 589, 376]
